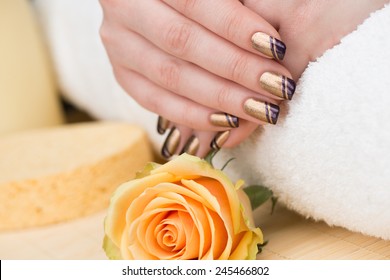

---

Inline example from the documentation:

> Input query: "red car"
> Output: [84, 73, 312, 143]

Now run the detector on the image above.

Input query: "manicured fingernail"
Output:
[251, 32, 286, 61]
[244, 98, 279, 125]
[210, 113, 239, 128]
[210, 131, 230, 150]
[157, 116, 170, 135]
[180, 135, 200, 156]
[260, 72, 296, 100]
[161, 127, 181, 158]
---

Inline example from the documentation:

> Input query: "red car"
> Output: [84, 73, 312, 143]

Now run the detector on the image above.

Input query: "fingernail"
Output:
[251, 32, 286, 61]
[210, 131, 230, 150]
[244, 98, 279, 125]
[210, 113, 239, 128]
[157, 116, 170, 135]
[180, 135, 200, 156]
[260, 72, 296, 100]
[161, 127, 181, 158]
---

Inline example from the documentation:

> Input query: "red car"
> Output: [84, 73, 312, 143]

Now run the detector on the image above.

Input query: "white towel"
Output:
[33, 0, 390, 240]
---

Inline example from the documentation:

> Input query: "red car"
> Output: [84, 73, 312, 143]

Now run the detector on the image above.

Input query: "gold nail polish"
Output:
[161, 127, 181, 158]
[251, 32, 286, 61]
[244, 98, 279, 125]
[181, 135, 200, 156]
[260, 72, 296, 100]
[210, 113, 239, 128]
[210, 131, 230, 150]
[157, 116, 170, 135]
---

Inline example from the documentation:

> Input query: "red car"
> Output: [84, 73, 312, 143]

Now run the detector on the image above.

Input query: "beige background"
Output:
[1, 0, 389, 261]
[0, 0, 63, 135]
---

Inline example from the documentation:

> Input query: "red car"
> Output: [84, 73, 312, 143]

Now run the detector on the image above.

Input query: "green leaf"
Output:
[135, 162, 159, 179]
[257, 240, 269, 254]
[244, 185, 273, 210]
[204, 149, 218, 167]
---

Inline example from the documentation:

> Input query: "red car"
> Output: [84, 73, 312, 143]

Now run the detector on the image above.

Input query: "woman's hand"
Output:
[243, 0, 389, 80]
[99, 0, 296, 158]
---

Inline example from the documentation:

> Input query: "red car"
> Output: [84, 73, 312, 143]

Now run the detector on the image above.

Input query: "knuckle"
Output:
[99, 0, 109, 8]
[222, 8, 244, 42]
[99, 23, 111, 45]
[99, 0, 119, 13]
[112, 66, 127, 89]
[182, 0, 198, 14]
[181, 105, 198, 129]
[215, 83, 232, 110]
[99, 0, 120, 8]
[156, 59, 181, 91]
[163, 22, 192, 56]
[143, 96, 159, 114]
[229, 53, 249, 82]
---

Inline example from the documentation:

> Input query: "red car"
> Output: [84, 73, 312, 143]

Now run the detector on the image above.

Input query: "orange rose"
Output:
[103, 154, 263, 260]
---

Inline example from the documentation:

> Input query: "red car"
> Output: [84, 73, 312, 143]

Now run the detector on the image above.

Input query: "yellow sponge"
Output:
[0, 122, 153, 230]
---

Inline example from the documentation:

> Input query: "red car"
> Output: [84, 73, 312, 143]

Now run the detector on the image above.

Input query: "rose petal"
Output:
[182, 179, 234, 237]
[179, 196, 211, 259]
[127, 191, 209, 259]
[153, 154, 242, 233]
[236, 188, 256, 229]
[105, 172, 175, 246]
[128, 241, 158, 260]
[205, 208, 231, 260]
[143, 212, 175, 259]
[157, 212, 184, 251]
[125, 182, 212, 227]
[177, 211, 198, 259]
[229, 228, 263, 260]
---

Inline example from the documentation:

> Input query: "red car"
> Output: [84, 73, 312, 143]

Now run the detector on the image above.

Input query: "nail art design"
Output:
[251, 32, 286, 61]
[210, 113, 239, 128]
[161, 127, 181, 158]
[244, 99, 279, 125]
[181, 135, 200, 156]
[260, 72, 296, 100]
[157, 116, 170, 135]
[210, 131, 230, 150]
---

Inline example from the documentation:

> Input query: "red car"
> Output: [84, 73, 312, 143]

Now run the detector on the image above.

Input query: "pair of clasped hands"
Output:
[100, 0, 387, 158]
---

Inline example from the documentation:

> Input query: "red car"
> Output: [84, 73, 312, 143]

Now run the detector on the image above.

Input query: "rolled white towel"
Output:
[33, 0, 390, 239]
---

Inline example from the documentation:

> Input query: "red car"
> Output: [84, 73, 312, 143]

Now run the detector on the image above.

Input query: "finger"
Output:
[209, 120, 258, 151]
[107, 28, 283, 125]
[159, 119, 259, 159]
[189, 122, 260, 158]
[157, 116, 171, 135]
[221, 119, 259, 148]
[159, 124, 211, 158]
[114, 66, 245, 131]
[195, 119, 259, 158]
[118, 0, 296, 100]
[160, 125, 193, 159]
[162, 0, 286, 60]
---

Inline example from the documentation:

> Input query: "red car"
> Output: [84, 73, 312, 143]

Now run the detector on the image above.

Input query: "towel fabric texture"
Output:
[33, 0, 390, 239]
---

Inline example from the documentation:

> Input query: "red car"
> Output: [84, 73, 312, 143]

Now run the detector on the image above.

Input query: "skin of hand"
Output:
[178, 0, 390, 158]
[99, 0, 297, 158]
[243, 0, 390, 80]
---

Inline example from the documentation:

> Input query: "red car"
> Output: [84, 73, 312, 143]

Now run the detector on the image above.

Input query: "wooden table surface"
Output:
[1, 201, 389, 260]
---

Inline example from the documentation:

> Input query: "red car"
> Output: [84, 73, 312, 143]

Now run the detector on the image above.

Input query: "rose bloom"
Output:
[103, 154, 263, 260]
